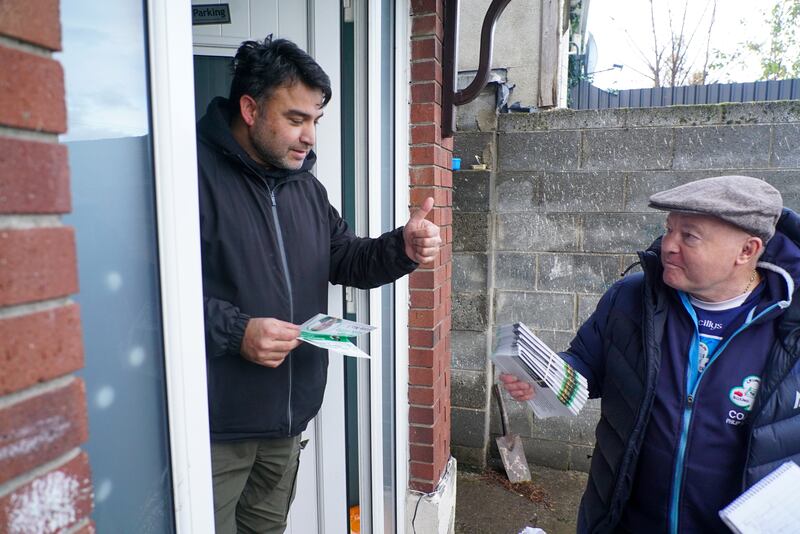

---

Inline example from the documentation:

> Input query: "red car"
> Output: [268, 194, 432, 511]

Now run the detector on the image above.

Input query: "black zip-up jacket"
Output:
[198, 97, 417, 441]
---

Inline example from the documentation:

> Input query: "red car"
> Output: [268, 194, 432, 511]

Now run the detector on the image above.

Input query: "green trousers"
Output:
[211, 436, 302, 534]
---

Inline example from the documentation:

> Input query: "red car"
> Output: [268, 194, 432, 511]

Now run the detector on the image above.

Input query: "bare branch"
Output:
[699, 0, 718, 84]
[649, 0, 662, 86]
[642, 0, 718, 87]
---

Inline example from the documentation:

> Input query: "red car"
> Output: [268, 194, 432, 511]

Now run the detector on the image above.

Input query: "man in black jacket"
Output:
[197, 37, 441, 533]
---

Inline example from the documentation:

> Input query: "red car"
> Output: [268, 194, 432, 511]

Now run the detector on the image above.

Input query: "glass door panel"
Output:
[60, 2, 174, 532]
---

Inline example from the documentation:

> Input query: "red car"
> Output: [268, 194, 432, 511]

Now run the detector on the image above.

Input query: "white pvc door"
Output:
[191, 1, 347, 532]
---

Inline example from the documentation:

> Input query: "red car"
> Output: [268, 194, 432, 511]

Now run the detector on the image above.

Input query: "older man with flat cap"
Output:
[502, 175, 800, 533]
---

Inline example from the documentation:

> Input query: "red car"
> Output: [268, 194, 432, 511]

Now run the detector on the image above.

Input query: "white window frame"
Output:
[308, 0, 350, 532]
[393, 0, 411, 528]
[142, 1, 411, 532]
[146, 2, 215, 533]
[365, 0, 412, 531]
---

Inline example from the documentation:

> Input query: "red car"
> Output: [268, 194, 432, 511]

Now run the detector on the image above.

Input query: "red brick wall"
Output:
[408, 0, 453, 494]
[0, 1, 95, 531]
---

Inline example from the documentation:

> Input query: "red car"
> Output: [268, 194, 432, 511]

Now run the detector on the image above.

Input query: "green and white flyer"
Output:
[298, 313, 376, 359]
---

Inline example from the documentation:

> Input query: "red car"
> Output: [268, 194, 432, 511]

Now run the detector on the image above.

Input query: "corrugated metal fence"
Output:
[568, 79, 800, 109]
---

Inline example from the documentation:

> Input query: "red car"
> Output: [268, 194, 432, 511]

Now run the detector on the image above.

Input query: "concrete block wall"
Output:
[451, 100, 800, 472]
[449, 87, 496, 468]
[0, 0, 95, 531]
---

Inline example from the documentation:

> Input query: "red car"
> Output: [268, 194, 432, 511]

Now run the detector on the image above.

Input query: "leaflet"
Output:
[298, 313, 376, 359]
[491, 323, 588, 418]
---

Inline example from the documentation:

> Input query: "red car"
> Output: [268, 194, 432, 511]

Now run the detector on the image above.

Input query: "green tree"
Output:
[752, 0, 800, 79]
[711, 0, 800, 81]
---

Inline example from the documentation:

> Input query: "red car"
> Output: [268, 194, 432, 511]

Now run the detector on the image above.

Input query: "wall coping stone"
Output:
[499, 101, 800, 132]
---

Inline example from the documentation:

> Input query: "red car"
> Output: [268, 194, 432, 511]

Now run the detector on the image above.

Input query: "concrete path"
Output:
[455, 465, 587, 534]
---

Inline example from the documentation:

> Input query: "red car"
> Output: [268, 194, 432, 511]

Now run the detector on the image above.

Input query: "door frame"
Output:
[392, 0, 411, 528]
[146, 1, 215, 533]
[183, 0, 350, 531]
[149, 0, 411, 531]
[307, 0, 350, 531]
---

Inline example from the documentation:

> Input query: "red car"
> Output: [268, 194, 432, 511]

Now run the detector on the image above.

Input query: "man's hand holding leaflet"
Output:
[241, 317, 301, 368]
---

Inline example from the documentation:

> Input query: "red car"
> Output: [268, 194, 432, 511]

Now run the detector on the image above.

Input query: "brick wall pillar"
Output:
[408, 0, 454, 493]
[0, 1, 94, 531]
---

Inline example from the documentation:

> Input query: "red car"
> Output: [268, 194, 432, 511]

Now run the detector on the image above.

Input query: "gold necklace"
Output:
[742, 269, 758, 294]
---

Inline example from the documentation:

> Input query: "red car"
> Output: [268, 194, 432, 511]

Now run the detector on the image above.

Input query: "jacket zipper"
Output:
[269, 187, 295, 436]
[668, 296, 777, 534]
[232, 153, 301, 436]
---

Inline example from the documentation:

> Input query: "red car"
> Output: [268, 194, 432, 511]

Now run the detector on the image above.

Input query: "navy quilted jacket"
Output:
[565, 208, 800, 533]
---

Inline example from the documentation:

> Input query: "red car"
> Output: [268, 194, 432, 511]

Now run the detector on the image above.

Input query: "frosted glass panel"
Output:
[59, 2, 175, 532]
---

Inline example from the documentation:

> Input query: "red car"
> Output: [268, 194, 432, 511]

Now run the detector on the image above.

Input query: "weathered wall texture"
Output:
[450, 100, 800, 471]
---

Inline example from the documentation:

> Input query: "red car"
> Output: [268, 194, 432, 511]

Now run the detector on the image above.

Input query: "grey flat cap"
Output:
[648, 175, 783, 242]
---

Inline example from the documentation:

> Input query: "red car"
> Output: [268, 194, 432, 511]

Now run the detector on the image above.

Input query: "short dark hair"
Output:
[228, 37, 332, 114]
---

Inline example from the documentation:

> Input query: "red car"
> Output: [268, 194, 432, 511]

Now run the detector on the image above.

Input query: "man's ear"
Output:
[239, 95, 259, 127]
[737, 236, 764, 265]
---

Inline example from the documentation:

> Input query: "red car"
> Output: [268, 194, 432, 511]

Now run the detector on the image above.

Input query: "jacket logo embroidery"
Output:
[729, 375, 760, 412]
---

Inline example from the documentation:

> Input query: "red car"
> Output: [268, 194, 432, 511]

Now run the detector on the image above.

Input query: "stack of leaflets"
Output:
[298, 313, 376, 359]
[492, 323, 588, 419]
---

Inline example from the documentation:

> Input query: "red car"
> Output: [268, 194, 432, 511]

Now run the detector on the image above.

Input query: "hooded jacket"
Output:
[564, 208, 800, 533]
[197, 97, 417, 441]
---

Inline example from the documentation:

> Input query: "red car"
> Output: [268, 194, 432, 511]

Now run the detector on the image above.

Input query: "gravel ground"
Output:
[455, 464, 588, 534]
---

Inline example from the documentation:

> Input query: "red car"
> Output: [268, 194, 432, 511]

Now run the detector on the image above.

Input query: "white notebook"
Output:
[718, 461, 800, 534]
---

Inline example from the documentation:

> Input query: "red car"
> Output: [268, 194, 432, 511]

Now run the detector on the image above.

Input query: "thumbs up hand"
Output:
[403, 197, 442, 265]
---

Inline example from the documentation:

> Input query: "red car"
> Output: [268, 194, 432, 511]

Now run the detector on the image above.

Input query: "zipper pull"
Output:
[687, 394, 694, 406]
[270, 189, 277, 207]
